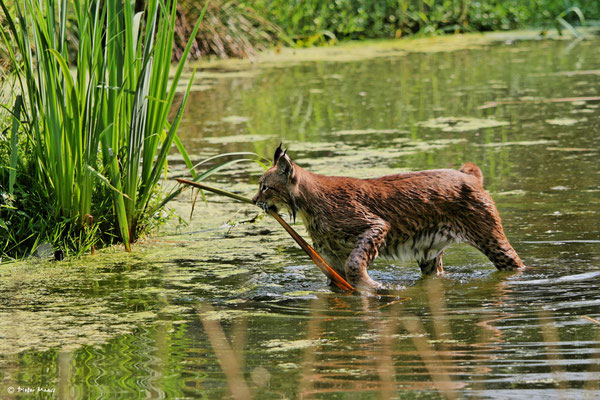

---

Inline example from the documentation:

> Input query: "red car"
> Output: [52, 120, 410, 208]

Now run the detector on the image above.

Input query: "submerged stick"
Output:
[267, 211, 355, 291]
[176, 178, 355, 292]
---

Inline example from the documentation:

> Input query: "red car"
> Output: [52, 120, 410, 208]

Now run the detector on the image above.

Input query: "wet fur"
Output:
[253, 146, 524, 289]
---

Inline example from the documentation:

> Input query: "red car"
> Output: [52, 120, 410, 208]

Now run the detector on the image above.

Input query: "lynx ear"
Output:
[276, 150, 295, 180]
[273, 143, 284, 165]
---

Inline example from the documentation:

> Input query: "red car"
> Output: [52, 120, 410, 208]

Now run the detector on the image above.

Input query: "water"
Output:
[1, 35, 600, 398]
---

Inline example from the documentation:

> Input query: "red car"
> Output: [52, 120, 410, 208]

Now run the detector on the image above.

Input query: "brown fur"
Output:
[253, 146, 524, 289]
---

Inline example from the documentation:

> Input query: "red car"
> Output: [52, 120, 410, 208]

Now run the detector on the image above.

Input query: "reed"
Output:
[198, 305, 252, 399]
[0, 0, 203, 254]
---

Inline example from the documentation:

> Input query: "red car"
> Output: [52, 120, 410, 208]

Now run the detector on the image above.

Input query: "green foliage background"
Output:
[242, 0, 599, 42]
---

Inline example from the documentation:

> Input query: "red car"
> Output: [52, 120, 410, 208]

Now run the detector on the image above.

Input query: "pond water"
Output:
[1, 35, 600, 398]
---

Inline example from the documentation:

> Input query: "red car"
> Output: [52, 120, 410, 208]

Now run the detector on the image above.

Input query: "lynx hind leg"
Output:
[418, 253, 444, 275]
[345, 222, 390, 289]
[476, 235, 524, 271]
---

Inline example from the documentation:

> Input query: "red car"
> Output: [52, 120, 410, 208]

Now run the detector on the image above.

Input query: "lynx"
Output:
[252, 145, 524, 289]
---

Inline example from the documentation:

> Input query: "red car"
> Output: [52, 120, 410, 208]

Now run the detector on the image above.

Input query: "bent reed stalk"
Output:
[176, 178, 355, 291]
[0, 0, 204, 253]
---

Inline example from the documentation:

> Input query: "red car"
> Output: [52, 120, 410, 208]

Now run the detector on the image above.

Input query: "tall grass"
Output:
[177, 0, 290, 60]
[0, 0, 203, 254]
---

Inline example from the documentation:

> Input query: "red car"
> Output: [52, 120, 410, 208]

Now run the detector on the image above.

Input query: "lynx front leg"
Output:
[465, 219, 524, 271]
[418, 252, 444, 275]
[478, 237, 524, 271]
[345, 221, 390, 290]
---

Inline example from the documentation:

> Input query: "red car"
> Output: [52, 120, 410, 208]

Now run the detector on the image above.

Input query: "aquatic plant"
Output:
[0, 0, 203, 257]
[544, 6, 586, 37]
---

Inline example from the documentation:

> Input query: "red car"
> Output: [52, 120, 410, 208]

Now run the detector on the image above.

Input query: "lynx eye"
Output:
[261, 184, 269, 193]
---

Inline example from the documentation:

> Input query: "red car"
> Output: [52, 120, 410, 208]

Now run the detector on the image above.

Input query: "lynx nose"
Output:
[252, 194, 258, 204]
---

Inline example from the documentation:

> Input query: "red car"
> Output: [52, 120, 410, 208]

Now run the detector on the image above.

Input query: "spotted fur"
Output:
[253, 146, 524, 289]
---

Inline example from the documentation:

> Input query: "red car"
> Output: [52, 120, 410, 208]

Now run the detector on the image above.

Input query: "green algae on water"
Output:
[478, 140, 558, 147]
[417, 117, 509, 132]
[221, 115, 250, 124]
[263, 338, 326, 352]
[545, 117, 585, 126]
[332, 128, 405, 136]
[203, 133, 275, 144]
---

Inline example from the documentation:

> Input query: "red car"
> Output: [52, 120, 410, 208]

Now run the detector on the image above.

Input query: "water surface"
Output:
[1, 35, 599, 398]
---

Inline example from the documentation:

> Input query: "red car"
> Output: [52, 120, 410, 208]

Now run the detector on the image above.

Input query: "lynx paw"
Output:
[355, 276, 382, 292]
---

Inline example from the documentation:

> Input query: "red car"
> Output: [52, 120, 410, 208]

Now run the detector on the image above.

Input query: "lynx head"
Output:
[252, 144, 298, 220]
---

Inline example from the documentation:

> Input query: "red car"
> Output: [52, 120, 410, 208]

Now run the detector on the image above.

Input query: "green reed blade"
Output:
[139, 69, 196, 215]
[8, 95, 22, 195]
[173, 134, 198, 180]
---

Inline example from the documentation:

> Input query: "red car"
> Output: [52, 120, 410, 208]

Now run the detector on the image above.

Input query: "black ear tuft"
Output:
[273, 142, 284, 165]
[276, 148, 294, 179]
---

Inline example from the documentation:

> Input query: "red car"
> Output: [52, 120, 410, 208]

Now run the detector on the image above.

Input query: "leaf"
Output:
[9, 96, 22, 195]
[192, 152, 267, 170]
[86, 165, 132, 200]
[173, 134, 198, 179]
[195, 158, 263, 182]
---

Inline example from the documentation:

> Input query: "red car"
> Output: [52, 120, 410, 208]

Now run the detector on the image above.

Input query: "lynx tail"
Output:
[459, 162, 484, 186]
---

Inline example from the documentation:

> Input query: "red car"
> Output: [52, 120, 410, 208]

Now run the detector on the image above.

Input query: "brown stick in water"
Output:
[176, 178, 355, 292]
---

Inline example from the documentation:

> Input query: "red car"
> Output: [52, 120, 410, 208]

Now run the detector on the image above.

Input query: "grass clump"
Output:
[0, 0, 203, 260]
[176, 0, 289, 60]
